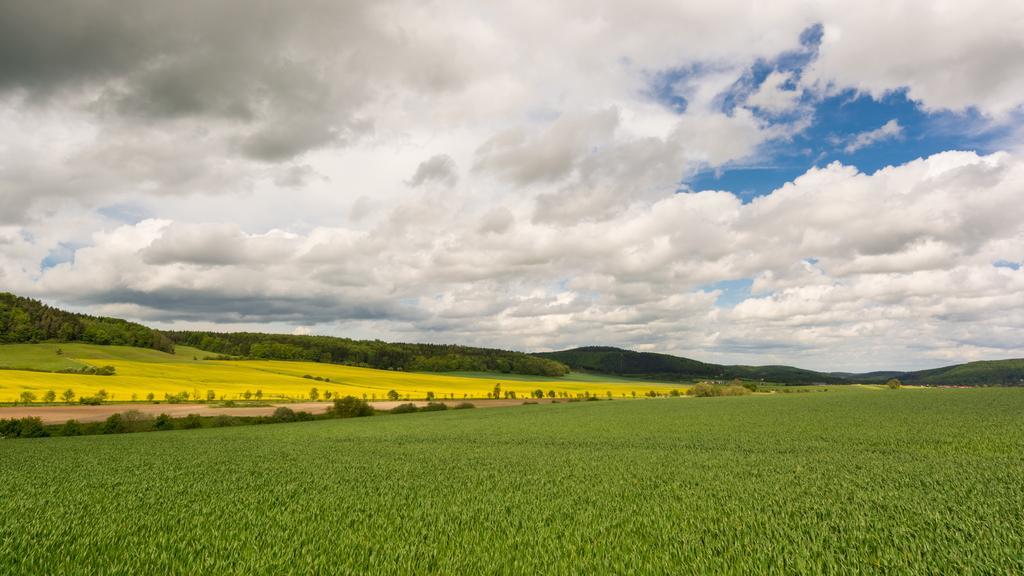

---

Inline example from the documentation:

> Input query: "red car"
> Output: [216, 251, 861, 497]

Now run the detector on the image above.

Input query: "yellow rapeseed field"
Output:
[0, 343, 678, 402]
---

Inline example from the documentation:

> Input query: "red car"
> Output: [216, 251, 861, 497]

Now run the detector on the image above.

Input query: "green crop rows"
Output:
[2, 388, 1023, 574]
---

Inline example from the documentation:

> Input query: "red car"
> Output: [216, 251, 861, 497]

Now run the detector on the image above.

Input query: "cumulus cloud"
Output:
[3, 1, 1024, 370]
[408, 155, 458, 188]
[844, 119, 902, 153]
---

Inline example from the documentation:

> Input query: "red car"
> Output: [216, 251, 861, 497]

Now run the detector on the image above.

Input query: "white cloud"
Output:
[844, 119, 902, 153]
[2, 1, 1024, 371]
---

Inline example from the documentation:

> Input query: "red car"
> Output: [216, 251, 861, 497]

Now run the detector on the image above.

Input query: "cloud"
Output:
[3, 1, 1024, 371]
[8, 150, 1020, 370]
[408, 155, 458, 188]
[844, 119, 902, 153]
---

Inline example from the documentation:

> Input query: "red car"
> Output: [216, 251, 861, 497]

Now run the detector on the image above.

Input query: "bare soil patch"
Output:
[0, 398, 560, 424]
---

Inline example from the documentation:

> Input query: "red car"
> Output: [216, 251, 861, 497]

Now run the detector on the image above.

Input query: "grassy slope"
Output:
[0, 344, 89, 371]
[2, 388, 1022, 573]
[0, 343, 675, 402]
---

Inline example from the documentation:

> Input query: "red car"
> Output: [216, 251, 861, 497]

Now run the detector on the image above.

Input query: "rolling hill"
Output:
[536, 346, 1024, 386]
[0, 342, 673, 402]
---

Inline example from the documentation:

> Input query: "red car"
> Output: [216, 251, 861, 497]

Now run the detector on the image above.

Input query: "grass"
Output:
[0, 343, 675, 402]
[1, 387, 1021, 574]
[0, 344, 89, 371]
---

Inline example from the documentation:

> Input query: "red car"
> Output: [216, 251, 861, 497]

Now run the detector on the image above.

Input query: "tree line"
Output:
[0, 293, 174, 353]
[166, 331, 569, 376]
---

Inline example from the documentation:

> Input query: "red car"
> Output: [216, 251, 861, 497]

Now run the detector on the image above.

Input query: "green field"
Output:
[2, 387, 1021, 574]
[0, 343, 675, 402]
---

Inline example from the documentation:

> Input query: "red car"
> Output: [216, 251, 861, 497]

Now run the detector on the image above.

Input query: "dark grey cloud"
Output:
[0, 0, 407, 162]
[64, 288, 427, 325]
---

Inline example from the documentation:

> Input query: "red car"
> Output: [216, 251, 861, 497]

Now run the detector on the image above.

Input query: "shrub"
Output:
[272, 407, 296, 423]
[296, 411, 315, 421]
[212, 415, 235, 427]
[1, 417, 50, 438]
[331, 396, 373, 418]
[102, 414, 126, 434]
[688, 383, 752, 397]
[742, 382, 759, 392]
[122, 410, 153, 432]
[886, 378, 902, 390]
[0, 418, 20, 438]
[453, 402, 475, 409]
[687, 383, 719, 397]
[78, 396, 103, 405]
[669, 389, 681, 397]
[154, 413, 175, 431]
[522, 401, 538, 405]
[60, 419, 83, 436]
[181, 414, 203, 429]
[391, 403, 419, 414]
[420, 402, 448, 412]
[18, 417, 49, 438]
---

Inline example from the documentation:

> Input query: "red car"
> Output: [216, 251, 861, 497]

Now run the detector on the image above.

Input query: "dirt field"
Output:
[0, 398, 559, 424]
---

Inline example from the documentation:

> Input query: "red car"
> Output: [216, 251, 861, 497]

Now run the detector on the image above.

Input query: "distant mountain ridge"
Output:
[536, 346, 1024, 386]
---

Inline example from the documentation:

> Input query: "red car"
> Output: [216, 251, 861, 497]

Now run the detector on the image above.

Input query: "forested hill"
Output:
[535, 347, 848, 384]
[0, 293, 174, 353]
[166, 331, 569, 376]
[875, 359, 1024, 387]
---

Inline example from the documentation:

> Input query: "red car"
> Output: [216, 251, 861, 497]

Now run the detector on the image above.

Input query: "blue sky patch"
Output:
[704, 278, 754, 308]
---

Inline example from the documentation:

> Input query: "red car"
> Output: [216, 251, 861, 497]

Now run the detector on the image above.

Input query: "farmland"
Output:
[2, 387, 1022, 574]
[0, 343, 676, 403]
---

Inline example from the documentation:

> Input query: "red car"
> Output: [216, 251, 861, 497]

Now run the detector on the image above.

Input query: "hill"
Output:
[535, 346, 845, 384]
[0, 293, 174, 353]
[539, 346, 1024, 386]
[0, 342, 670, 402]
[879, 359, 1024, 387]
[0, 293, 569, 377]
[166, 331, 569, 377]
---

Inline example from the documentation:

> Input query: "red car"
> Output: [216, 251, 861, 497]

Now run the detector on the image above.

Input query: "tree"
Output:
[323, 390, 333, 401]
[309, 387, 320, 401]
[493, 383, 502, 399]
[425, 391, 435, 401]
[102, 413, 126, 434]
[244, 390, 253, 400]
[19, 391, 36, 404]
[532, 389, 544, 399]
[547, 390, 556, 398]
[146, 392, 155, 402]
[387, 389, 400, 401]
[206, 390, 216, 402]
[61, 419, 83, 436]
[886, 378, 902, 390]
[272, 407, 296, 422]
[122, 410, 152, 432]
[154, 413, 175, 431]
[331, 396, 373, 418]
[96, 389, 109, 401]
[61, 388, 75, 403]
[16, 417, 48, 438]
[255, 389, 264, 400]
[43, 389, 57, 403]
[181, 414, 203, 429]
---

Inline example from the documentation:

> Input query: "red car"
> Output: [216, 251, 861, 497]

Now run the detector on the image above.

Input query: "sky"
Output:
[1, 1, 1023, 371]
